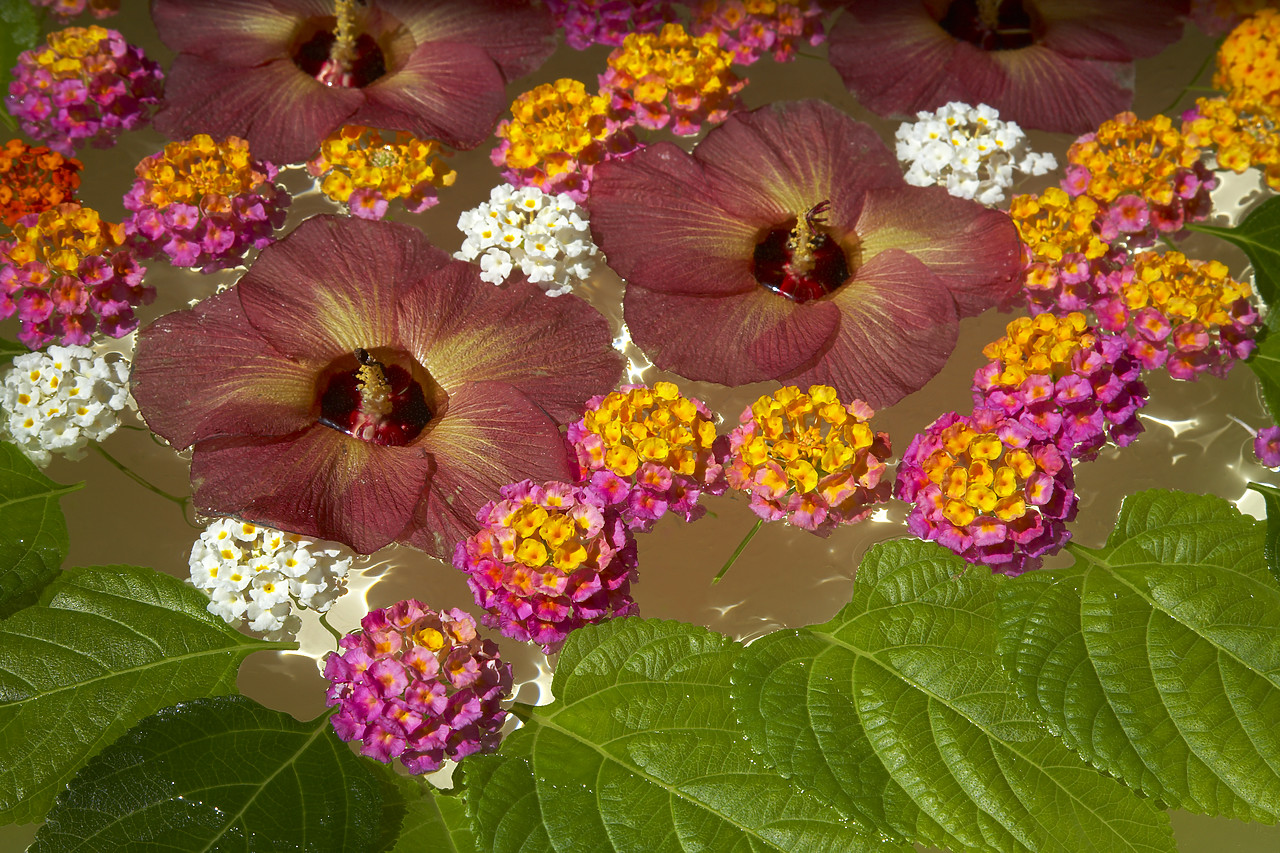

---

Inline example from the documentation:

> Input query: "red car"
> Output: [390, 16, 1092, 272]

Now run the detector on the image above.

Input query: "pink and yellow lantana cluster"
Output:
[308, 125, 456, 220]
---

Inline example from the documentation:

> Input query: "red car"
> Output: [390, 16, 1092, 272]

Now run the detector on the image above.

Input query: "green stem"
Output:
[712, 517, 763, 585]
[318, 610, 345, 646]
[1161, 41, 1220, 116]
[91, 444, 200, 528]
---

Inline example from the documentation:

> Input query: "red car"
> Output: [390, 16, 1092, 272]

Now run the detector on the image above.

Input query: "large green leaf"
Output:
[0, 564, 293, 825]
[389, 774, 476, 853]
[1187, 195, 1280, 311]
[733, 539, 1176, 853]
[997, 490, 1280, 824]
[0, 441, 82, 618]
[31, 696, 398, 853]
[466, 618, 905, 853]
[0, 0, 41, 133]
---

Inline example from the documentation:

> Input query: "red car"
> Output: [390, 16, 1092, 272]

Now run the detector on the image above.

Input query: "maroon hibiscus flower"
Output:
[150, 0, 556, 164]
[827, 0, 1188, 134]
[588, 99, 1022, 409]
[131, 215, 622, 556]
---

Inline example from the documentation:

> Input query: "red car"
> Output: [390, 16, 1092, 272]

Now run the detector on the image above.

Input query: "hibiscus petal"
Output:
[237, 215, 452, 359]
[854, 185, 1022, 317]
[131, 287, 317, 450]
[786, 249, 959, 409]
[1035, 0, 1186, 61]
[694, 100, 902, 230]
[397, 261, 621, 423]
[191, 426, 432, 555]
[590, 144, 762, 297]
[623, 285, 840, 387]
[355, 42, 507, 150]
[380, 0, 556, 80]
[399, 381, 574, 558]
[977, 47, 1133, 135]
[151, 0, 321, 66]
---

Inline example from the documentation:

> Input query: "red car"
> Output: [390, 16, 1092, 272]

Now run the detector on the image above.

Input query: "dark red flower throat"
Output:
[318, 348, 432, 446]
[292, 4, 389, 88]
[752, 201, 850, 304]
[939, 0, 1036, 51]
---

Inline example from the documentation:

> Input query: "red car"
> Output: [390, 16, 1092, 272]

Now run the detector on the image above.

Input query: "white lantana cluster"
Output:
[1, 345, 130, 467]
[895, 102, 1057, 206]
[455, 184, 597, 296]
[189, 519, 353, 641]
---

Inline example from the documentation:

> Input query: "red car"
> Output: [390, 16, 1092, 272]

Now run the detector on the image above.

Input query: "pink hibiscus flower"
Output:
[827, 0, 1188, 134]
[150, 0, 556, 164]
[588, 99, 1022, 408]
[131, 215, 622, 557]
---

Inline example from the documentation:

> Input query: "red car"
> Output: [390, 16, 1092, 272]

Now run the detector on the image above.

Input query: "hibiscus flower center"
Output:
[939, 0, 1037, 51]
[292, 1, 388, 88]
[751, 200, 850, 304]
[317, 348, 434, 446]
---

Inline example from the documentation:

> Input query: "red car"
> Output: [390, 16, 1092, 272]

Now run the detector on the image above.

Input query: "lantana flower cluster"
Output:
[307, 126, 456, 220]
[896, 408, 1078, 576]
[547, 0, 674, 49]
[567, 381, 729, 531]
[726, 385, 892, 535]
[453, 480, 638, 653]
[973, 312, 1148, 460]
[454, 184, 597, 295]
[492, 78, 640, 201]
[1182, 94, 1280, 189]
[0, 344, 128, 467]
[324, 601, 512, 773]
[687, 0, 826, 65]
[1061, 112, 1215, 241]
[5, 25, 163, 156]
[895, 102, 1058, 205]
[29, 0, 119, 20]
[1100, 252, 1261, 379]
[122, 134, 289, 272]
[1, 203, 149, 348]
[1214, 8, 1280, 102]
[598, 23, 746, 135]
[188, 519, 352, 641]
[0, 139, 81, 229]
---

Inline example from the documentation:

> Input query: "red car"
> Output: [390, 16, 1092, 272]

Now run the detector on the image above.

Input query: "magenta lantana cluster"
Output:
[453, 479, 638, 654]
[567, 382, 729, 532]
[973, 312, 1148, 461]
[1256, 426, 1280, 468]
[5, 25, 162, 156]
[896, 408, 1078, 576]
[122, 135, 289, 272]
[547, 0, 674, 49]
[323, 600, 512, 775]
[688, 0, 826, 64]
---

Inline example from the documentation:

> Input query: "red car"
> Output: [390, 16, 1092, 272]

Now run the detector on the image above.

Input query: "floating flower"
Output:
[598, 23, 746, 135]
[455, 184, 597, 295]
[130, 215, 621, 556]
[307, 125, 456, 220]
[895, 101, 1057, 205]
[5, 25, 163, 156]
[324, 600, 512, 773]
[1182, 94, 1280, 190]
[973, 312, 1147, 460]
[0, 203, 150, 349]
[1214, 8, 1280, 102]
[1256, 425, 1280, 468]
[1096, 251, 1261, 379]
[151, 0, 556, 165]
[28, 0, 119, 20]
[0, 344, 129, 467]
[122, 134, 290, 272]
[826, 0, 1188, 134]
[725, 384, 891, 534]
[453, 479, 637, 653]
[589, 99, 1022, 407]
[688, 0, 826, 64]
[0, 139, 82, 229]
[1061, 112, 1214, 241]
[548, 0, 675, 49]
[896, 407, 1077, 575]
[567, 382, 729, 531]
[491, 78, 641, 202]
[188, 519, 352, 641]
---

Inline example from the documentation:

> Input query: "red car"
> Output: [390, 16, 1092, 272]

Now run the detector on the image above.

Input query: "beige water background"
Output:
[3, 4, 1280, 851]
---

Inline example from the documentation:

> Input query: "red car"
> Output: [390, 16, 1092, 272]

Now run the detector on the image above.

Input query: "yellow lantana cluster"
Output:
[309, 126, 455, 219]
[133, 135, 271, 209]
[1064, 112, 1203, 206]
[1215, 8, 1280, 101]
[982, 313, 1098, 386]
[1182, 94, 1280, 188]
[577, 382, 719, 479]
[7, 204, 123, 277]
[1125, 252, 1252, 327]
[1009, 188, 1108, 266]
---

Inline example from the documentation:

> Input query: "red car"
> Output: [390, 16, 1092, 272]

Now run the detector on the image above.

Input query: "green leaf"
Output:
[0, 441, 82, 618]
[1247, 482, 1280, 584]
[31, 695, 396, 853]
[0, 0, 41, 133]
[0, 564, 293, 825]
[0, 338, 25, 361]
[1247, 327, 1280, 423]
[388, 774, 476, 853]
[997, 490, 1280, 824]
[466, 618, 905, 853]
[733, 539, 1176, 853]
[1187, 194, 1280, 311]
